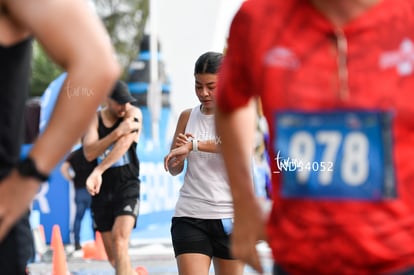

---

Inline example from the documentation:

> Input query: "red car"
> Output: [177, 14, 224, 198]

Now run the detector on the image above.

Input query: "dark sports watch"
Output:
[17, 157, 49, 182]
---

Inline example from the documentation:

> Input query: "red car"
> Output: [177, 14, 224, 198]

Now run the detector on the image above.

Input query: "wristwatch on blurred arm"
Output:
[17, 157, 49, 182]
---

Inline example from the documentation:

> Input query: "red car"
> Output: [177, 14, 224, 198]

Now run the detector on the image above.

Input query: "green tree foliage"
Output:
[30, 41, 63, 97]
[30, 0, 149, 97]
[95, 0, 149, 76]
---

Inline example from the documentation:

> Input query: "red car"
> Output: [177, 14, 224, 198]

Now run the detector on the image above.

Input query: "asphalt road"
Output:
[27, 240, 274, 275]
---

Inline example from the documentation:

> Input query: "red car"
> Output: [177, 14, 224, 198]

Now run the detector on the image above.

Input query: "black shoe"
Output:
[75, 243, 82, 251]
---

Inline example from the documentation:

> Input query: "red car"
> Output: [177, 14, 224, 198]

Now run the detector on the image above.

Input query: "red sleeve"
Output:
[216, 1, 259, 113]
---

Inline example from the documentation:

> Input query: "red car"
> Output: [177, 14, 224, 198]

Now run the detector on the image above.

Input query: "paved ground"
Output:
[27, 240, 274, 275]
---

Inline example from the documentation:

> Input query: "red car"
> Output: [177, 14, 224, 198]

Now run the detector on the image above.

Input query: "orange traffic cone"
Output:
[93, 231, 108, 260]
[50, 224, 70, 275]
[135, 266, 148, 275]
[82, 241, 97, 259]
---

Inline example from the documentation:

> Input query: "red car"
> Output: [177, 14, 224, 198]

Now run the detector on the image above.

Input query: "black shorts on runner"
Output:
[170, 216, 235, 259]
[91, 165, 140, 232]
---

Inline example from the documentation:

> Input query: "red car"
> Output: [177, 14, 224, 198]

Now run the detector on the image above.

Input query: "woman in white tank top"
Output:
[164, 52, 244, 275]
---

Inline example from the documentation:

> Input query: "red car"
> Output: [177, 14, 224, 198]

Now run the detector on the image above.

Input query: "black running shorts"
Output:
[91, 165, 140, 232]
[171, 216, 235, 259]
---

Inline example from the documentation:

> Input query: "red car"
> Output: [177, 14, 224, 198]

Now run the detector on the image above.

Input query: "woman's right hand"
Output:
[164, 142, 192, 172]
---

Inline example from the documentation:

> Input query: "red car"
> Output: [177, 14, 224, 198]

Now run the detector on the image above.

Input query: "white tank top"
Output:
[173, 105, 234, 219]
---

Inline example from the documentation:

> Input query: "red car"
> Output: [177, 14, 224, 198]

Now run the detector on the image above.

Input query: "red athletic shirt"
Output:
[217, 0, 414, 274]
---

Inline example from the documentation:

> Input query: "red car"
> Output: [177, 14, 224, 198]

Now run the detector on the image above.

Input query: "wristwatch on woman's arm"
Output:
[192, 139, 198, 152]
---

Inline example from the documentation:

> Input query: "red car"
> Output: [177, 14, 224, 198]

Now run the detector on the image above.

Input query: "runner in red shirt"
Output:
[216, 0, 414, 274]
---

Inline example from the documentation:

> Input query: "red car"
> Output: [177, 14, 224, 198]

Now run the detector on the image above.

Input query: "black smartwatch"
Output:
[17, 157, 49, 182]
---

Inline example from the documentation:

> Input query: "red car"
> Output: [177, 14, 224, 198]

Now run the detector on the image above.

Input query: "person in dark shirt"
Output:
[0, 0, 120, 274]
[61, 146, 96, 251]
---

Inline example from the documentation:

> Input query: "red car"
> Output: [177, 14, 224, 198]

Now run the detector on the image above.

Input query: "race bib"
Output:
[274, 111, 396, 200]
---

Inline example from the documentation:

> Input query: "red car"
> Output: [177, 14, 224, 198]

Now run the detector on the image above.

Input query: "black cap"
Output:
[110, 80, 136, 104]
